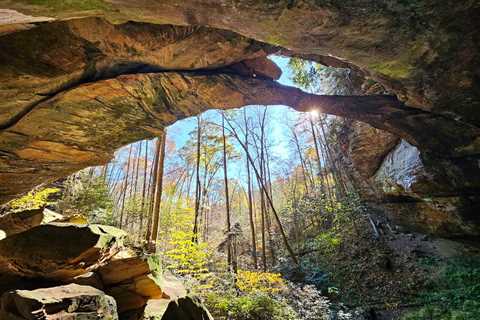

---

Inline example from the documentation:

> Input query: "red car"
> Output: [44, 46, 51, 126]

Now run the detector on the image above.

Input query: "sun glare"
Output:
[309, 109, 319, 118]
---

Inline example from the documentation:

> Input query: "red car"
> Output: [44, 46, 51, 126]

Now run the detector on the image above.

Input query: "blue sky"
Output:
[167, 55, 299, 161]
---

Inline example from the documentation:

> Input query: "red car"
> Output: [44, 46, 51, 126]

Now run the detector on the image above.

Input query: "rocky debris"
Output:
[0, 284, 118, 319]
[108, 278, 162, 314]
[80, 253, 210, 318]
[0, 208, 44, 238]
[0, 221, 211, 318]
[0, 223, 126, 281]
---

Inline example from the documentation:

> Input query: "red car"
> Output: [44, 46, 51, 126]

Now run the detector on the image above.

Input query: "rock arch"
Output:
[0, 2, 478, 236]
[0, 14, 479, 205]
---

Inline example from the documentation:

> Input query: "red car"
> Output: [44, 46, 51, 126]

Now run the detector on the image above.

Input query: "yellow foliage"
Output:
[9, 188, 59, 211]
[62, 214, 88, 225]
[236, 270, 286, 294]
[162, 206, 210, 277]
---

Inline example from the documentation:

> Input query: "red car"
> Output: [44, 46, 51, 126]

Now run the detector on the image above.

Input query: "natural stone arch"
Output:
[0, 16, 479, 204]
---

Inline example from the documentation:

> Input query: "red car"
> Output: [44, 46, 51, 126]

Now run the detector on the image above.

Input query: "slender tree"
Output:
[291, 127, 311, 193]
[192, 115, 202, 243]
[243, 109, 258, 269]
[139, 139, 149, 237]
[150, 131, 167, 251]
[119, 145, 133, 228]
[221, 112, 233, 271]
[146, 138, 160, 242]
[224, 116, 299, 266]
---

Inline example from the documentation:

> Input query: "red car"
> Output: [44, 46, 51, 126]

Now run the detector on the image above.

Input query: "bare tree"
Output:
[119, 145, 133, 228]
[221, 112, 234, 272]
[224, 115, 299, 266]
[243, 109, 258, 269]
[192, 115, 202, 243]
[150, 131, 167, 251]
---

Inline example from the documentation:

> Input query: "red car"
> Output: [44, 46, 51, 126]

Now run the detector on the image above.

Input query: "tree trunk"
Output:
[243, 109, 257, 269]
[150, 131, 167, 251]
[291, 128, 310, 193]
[119, 145, 133, 228]
[222, 112, 233, 271]
[102, 163, 109, 183]
[257, 173, 268, 271]
[146, 138, 160, 242]
[192, 116, 202, 243]
[139, 139, 149, 239]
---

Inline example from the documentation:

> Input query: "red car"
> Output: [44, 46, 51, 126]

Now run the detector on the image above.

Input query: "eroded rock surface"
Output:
[0, 1, 478, 237]
[337, 122, 480, 237]
[0, 12, 478, 207]
[0, 221, 210, 319]
[0, 223, 126, 280]
[0, 284, 118, 319]
[0, 207, 44, 238]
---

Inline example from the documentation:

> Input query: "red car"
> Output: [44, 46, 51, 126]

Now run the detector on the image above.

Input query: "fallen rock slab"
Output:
[0, 284, 118, 319]
[0, 223, 126, 281]
[98, 256, 151, 286]
[98, 256, 163, 313]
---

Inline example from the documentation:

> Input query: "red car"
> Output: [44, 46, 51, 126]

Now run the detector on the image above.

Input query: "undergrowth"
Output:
[403, 257, 480, 320]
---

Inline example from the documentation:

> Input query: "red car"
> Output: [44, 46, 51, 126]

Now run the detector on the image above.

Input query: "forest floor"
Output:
[301, 209, 480, 319]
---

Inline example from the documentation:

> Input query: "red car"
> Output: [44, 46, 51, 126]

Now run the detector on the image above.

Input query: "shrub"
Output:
[204, 291, 298, 320]
[8, 187, 60, 211]
[236, 270, 285, 294]
[403, 257, 480, 320]
[57, 171, 113, 222]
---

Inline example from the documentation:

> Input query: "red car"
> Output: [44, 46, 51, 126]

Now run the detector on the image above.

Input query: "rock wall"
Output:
[336, 120, 480, 238]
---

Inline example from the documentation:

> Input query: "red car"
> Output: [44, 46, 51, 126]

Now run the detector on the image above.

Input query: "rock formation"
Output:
[0, 207, 44, 238]
[335, 121, 480, 237]
[0, 223, 125, 280]
[0, 218, 212, 319]
[0, 1, 478, 318]
[0, 284, 118, 319]
[0, 2, 477, 238]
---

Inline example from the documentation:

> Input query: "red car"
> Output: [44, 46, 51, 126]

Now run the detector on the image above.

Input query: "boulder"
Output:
[98, 256, 163, 313]
[0, 284, 118, 319]
[98, 256, 151, 286]
[143, 297, 213, 320]
[0, 208, 44, 238]
[0, 223, 126, 281]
